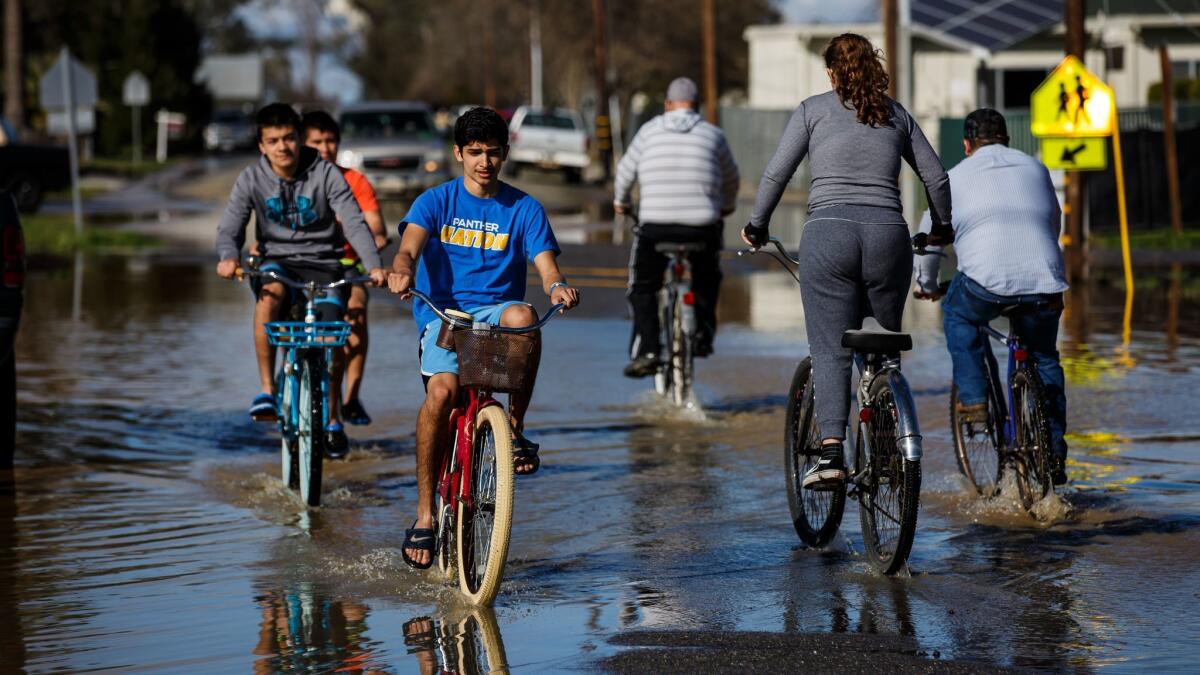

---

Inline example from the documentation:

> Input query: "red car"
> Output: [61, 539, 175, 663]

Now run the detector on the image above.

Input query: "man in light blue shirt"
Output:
[915, 109, 1070, 485]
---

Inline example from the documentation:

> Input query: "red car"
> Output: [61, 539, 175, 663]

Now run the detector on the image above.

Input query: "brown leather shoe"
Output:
[955, 401, 989, 424]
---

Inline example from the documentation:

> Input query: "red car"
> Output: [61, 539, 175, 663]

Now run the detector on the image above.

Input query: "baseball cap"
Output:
[964, 108, 1009, 144]
[666, 77, 699, 103]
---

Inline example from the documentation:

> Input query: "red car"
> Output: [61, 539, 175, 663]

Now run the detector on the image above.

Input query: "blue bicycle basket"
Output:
[266, 321, 352, 348]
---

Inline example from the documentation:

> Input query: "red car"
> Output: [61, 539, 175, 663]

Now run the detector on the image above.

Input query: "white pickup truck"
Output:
[507, 106, 590, 183]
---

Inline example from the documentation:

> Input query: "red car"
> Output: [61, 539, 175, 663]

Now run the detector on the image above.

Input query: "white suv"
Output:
[335, 101, 451, 198]
[507, 107, 590, 183]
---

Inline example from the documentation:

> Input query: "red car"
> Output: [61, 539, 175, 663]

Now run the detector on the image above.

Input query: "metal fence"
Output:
[718, 105, 807, 193]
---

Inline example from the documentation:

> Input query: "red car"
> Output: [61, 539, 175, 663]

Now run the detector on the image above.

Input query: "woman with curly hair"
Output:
[742, 33, 953, 489]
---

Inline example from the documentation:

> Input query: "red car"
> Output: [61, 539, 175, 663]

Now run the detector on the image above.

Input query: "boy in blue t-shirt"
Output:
[387, 107, 580, 569]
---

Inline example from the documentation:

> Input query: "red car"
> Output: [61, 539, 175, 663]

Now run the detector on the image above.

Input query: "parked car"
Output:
[335, 102, 451, 199]
[0, 117, 70, 213]
[203, 108, 256, 152]
[0, 192, 24, 465]
[507, 106, 590, 183]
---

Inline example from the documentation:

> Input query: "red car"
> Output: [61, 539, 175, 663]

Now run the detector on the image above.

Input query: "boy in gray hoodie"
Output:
[215, 103, 386, 453]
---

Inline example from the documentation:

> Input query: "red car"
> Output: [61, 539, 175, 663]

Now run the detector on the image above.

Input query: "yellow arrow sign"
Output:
[1031, 55, 1114, 137]
[1041, 137, 1108, 171]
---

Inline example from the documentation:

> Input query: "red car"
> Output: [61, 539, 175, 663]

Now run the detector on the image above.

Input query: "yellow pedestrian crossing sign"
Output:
[1031, 56, 1114, 137]
[1041, 137, 1107, 171]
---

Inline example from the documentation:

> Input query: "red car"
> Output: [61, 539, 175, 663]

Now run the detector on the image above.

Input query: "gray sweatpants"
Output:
[798, 210, 913, 439]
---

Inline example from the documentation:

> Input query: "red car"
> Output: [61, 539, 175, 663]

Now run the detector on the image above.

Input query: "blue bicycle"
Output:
[949, 308, 1055, 510]
[238, 263, 368, 507]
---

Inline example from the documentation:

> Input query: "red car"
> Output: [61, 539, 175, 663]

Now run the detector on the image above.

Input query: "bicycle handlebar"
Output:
[737, 237, 801, 283]
[235, 266, 373, 290]
[911, 232, 948, 257]
[404, 288, 565, 333]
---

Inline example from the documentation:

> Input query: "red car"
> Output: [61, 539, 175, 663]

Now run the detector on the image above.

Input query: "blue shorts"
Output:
[419, 301, 530, 378]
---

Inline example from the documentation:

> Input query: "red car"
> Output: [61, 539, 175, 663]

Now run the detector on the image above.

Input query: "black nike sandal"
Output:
[402, 522, 436, 570]
[513, 435, 541, 476]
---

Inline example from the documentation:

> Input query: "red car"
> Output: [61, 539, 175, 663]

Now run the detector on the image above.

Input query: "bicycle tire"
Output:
[435, 489, 456, 581]
[669, 291, 693, 407]
[456, 608, 509, 674]
[783, 357, 845, 546]
[654, 289, 672, 397]
[1011, 368, 1054, 510]
[858, 373, 920, 575]
[297, 354, 324, 507]
[456, 404, 514, 605]
[278, 366, 299, 491]
[949, 382, 1002, 497]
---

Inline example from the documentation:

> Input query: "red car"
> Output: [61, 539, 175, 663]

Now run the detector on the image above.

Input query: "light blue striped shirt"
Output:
[916, 144, 1069, 296]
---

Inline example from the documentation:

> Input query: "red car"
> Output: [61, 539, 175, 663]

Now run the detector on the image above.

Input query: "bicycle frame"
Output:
[853, 353, 923, 463]
[438, 390, 506, 514]
[980, 323, 1032, 452]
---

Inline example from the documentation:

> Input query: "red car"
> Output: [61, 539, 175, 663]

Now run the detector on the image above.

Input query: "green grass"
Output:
[83, 156, 181, 179]
[1091, 228, 1200, 251]
[21, 213, 160, 256]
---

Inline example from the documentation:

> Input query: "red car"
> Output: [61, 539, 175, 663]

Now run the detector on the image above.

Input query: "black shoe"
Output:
[325, 423, 349, 460]
[342, 398, 372, 426]
[694, 340, 713, 358]
[802, 442, 847, 491]
[623, 354, 662, 379]
[1051, 455, 1068, 486]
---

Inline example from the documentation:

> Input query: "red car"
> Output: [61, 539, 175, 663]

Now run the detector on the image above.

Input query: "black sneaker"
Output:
[342, 398, 372, 426]
[325, 423, 350, 460]
[693, 339, 713, 358]
[1051, 455, 1068, 486]
[623, 354, 662, 379]
[802, 442, 847, 491]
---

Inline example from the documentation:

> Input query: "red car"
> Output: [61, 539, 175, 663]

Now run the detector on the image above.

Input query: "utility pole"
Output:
[483, 6, 497, 108]
[530, 0, 543, 109]
[3, 0, 22, 131]
[701, 0, 718, 124]
[591, 0, 612, 180]
[882, 0, 897, 99]
[1159, 44, 1183, 236]
[1064, 0, 1086, 281]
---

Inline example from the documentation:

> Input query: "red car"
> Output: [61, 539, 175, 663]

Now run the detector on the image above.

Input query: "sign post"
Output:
[39, 48, 96, 238]
[1031, 55, 1133, 351]
[122, 71, 150, 166]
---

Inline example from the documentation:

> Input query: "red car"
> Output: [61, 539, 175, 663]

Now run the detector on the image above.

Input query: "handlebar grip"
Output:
[911, 232, 929, 249]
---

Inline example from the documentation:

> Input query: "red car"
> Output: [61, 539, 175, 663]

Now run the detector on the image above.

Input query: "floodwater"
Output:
[4, 253, 1200, 673]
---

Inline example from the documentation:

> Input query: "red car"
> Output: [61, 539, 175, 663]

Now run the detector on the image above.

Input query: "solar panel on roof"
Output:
[913, 0, 1064, 52]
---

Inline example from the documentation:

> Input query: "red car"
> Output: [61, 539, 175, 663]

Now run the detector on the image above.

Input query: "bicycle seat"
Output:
[841, 317, 912, 353]
[653, 241, 707, 254]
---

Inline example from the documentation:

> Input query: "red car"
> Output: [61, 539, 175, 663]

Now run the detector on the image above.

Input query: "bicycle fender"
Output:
[885, 370, 923, 461]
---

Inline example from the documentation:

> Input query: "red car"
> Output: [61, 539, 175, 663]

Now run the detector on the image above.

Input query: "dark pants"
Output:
[626, 222, 722, 359]
[942, 273, 1068, 459]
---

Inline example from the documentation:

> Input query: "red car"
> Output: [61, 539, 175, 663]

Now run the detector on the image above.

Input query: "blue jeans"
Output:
[942, 273, 1068, 459]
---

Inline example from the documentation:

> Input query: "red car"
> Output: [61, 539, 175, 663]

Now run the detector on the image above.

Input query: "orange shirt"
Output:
[339, 167, 379, 261]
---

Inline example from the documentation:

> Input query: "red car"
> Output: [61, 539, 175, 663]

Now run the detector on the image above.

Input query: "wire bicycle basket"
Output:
[454, 328, 537, 393]
[266, 321, 352, 348]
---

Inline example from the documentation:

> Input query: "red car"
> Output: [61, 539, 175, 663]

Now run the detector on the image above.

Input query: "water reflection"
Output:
[402, 609, 509, 675]
[0, 471, 25, 673]
[252, 585, 384, 674]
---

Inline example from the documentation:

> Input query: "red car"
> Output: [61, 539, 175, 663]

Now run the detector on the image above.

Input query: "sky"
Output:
[778, 0, 879, 23]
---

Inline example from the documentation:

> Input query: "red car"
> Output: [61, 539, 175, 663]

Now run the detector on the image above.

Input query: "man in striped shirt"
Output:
[915, 109, 1071, 485]
[614, 77, 740, 378]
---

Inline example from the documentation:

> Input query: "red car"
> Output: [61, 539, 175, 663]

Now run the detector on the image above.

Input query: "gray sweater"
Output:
[614, 109, 739, 226]
[750, 91, 950, 230]
[215, 147, 383, 270]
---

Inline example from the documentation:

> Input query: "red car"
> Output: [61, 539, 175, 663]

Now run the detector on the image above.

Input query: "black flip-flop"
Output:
[403, 616, 437, 653]
[402, 521, 436, 570]
[513, 436, 541, 476]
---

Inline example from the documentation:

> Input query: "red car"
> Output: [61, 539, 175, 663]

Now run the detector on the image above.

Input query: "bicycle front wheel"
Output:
[784, 357, 845, 546]
[950, 382, 1002, 496]
[858, 373, 920, 575]
[456, 404, 514, 605]
[277, 365, 299, 490]
[297, 354, 324, 507]
[1011, 368, 1053, 510]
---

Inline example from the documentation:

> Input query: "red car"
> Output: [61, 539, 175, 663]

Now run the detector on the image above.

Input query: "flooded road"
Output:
[5, 252, 1200, 672]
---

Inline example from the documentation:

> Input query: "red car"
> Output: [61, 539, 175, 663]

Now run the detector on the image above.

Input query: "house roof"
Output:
[912, 0, 1064, 53]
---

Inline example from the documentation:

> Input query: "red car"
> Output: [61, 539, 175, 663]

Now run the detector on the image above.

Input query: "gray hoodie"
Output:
[215, 146, 383, 270]
[614, 108, 739, 226]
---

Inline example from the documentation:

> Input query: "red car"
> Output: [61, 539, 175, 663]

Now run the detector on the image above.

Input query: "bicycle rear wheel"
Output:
[784, 357, 845, 546]
[950, 382, 1002, 496]
[297, 354, 324, 507]
[668, 292, 693, 407]
[858, 373, 920, 575]
[456, 404, 514, 605]
[277, 365, 299, 490]
[1011, 368, 1054, 510]
[654, 289, 672, 397]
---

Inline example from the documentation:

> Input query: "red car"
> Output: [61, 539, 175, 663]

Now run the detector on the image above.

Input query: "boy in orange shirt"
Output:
[301, 111, 389, 431]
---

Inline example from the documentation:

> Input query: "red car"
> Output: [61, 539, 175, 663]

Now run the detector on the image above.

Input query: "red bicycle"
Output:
[407, 289, 564, 605]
